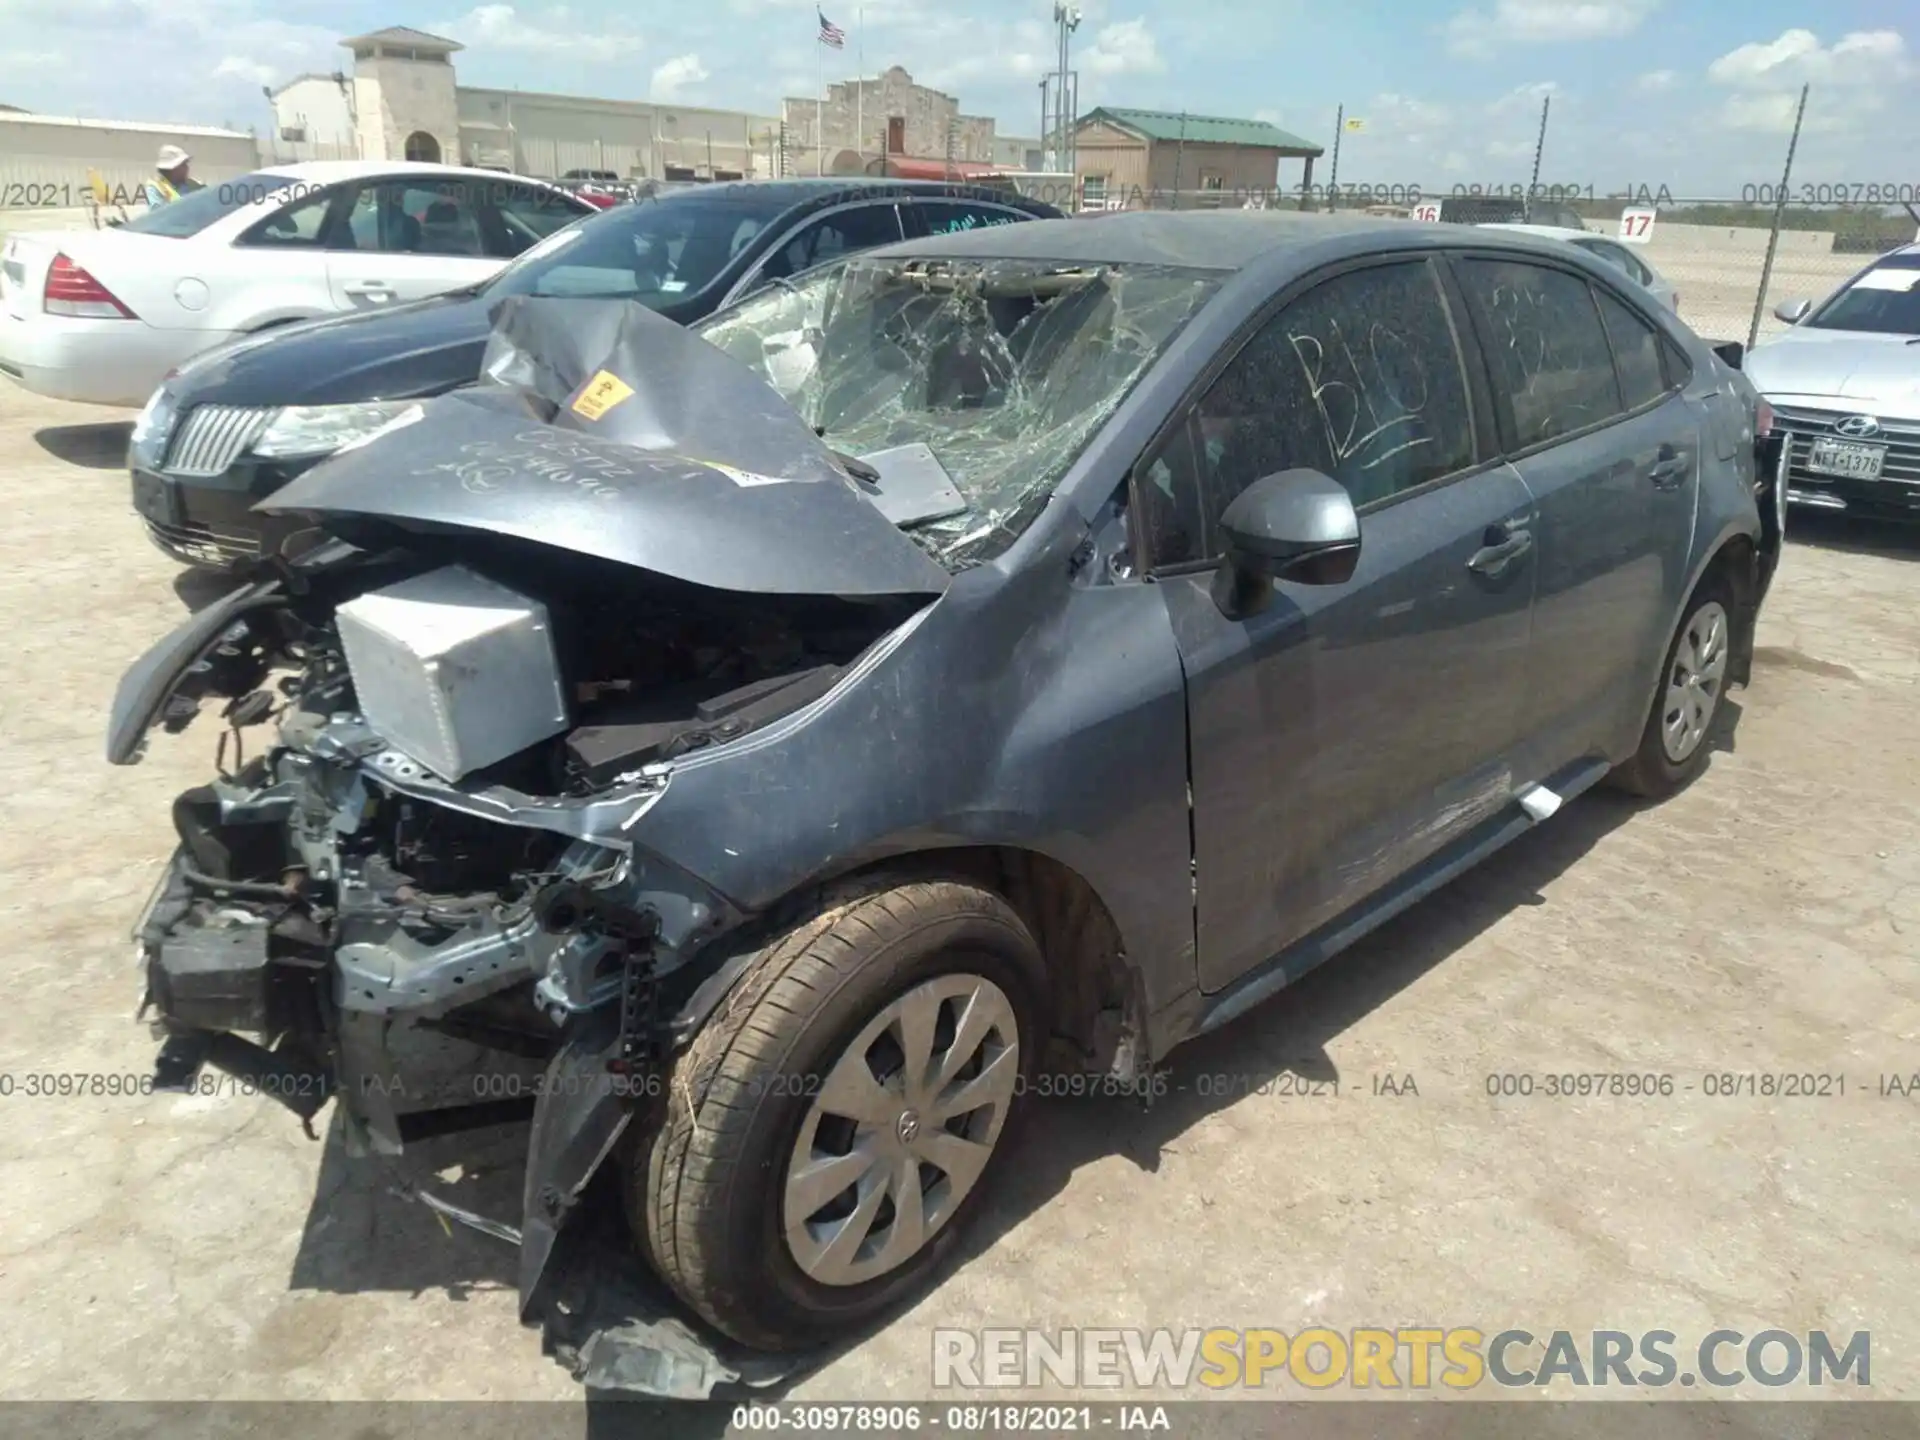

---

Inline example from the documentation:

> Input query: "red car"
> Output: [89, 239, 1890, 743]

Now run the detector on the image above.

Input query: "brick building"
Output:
[1073, 107, 1324, 207]
[780, 66, 1037, 176]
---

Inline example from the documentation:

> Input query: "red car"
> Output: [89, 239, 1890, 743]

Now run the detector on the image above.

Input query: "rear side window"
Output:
[1594, 289, 1667, 410]
[118, 172, 303, 238]
[1458, 258, 1623, 448]
[915, 200, 1029, 235]
[236, 187, 338, 248]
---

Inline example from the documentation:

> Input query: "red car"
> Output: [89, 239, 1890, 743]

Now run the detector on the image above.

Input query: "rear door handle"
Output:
[1468, 524, 1532, 576]
[1648, 446, 1689, 488]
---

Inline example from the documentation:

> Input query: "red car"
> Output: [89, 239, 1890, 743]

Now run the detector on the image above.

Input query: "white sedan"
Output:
[0, 160, 593, 408]
[1478, 222, 1681, 315]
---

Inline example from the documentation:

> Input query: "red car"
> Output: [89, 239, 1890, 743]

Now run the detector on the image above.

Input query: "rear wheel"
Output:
[1610, 582, 1733, 798]
[631, 876, 1043, 1351]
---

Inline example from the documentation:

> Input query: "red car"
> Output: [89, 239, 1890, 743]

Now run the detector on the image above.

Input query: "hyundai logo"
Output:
[1835, 415, 1881, 438]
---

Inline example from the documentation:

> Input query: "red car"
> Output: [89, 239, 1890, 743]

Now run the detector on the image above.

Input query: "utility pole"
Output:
[1173, 111, 1186, 210]
[1325, 103, 1343, 212]
[1526, 94, 1550, 217]
[1750, 84, 1811, 351]
[1052, 4, 1081, 178]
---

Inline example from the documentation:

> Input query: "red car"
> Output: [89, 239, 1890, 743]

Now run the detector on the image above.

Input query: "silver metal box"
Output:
[335, 565, 570, 782]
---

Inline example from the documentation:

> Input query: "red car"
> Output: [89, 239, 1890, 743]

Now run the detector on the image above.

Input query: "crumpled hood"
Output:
[258, 297, 952, 599]
[1747, 327, 1920, 418]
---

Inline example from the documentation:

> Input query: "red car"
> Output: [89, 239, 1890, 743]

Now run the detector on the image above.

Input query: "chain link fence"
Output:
[1043, 180, 1919, 347]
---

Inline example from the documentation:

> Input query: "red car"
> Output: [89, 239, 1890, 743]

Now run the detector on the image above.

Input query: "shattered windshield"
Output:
[693, 256, 1220, 566]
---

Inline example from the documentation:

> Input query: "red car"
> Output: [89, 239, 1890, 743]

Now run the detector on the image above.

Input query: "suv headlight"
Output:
[250, 401, 418, 460]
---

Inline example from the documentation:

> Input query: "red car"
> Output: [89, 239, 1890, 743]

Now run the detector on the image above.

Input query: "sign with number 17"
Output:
[1618, 207, 1657, 243]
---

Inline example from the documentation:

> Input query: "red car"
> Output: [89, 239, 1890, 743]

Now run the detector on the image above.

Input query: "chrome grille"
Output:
[161, 404, 275, 478]
[1772, 405, 1920, 487]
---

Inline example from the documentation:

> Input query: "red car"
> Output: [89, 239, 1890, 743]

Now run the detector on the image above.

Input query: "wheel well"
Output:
[1698, 534, 1758, 686]
[685, 846, 1144, 1077]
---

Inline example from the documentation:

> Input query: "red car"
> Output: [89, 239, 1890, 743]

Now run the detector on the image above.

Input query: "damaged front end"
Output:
[109, 294, 953, 1392]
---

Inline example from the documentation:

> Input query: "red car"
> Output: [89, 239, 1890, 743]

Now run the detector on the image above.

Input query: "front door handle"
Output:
[342, 281, 392, 297]
[1648, 446, 1688, 489]
[1468, 524, 1532, 576]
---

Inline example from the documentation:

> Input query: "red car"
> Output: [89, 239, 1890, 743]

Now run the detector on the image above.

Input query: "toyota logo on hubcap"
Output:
[1835, 415, 1881, 438]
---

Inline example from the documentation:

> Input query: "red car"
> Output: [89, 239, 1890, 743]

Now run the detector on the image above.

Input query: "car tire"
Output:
[1609, 578, 1735, 799]
[630, 874, 1045, 1351]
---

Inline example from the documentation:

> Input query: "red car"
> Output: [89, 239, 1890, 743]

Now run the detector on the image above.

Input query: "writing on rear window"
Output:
[930, 213, 1019, 234]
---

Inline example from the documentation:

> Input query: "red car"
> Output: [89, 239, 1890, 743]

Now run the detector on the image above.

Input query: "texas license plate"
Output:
[1807, 438, 1886, 480]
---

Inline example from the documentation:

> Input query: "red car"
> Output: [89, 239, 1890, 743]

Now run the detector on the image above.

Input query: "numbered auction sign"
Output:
[1412, 202, 1441, 223]
[1618, 207, 1657, 244]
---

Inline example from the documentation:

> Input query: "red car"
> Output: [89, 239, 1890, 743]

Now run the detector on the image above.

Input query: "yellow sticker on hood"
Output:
[570, 369, 635, 420]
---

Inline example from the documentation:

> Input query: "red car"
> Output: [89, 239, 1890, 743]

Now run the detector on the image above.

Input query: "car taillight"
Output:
[44, 253, 136, 319]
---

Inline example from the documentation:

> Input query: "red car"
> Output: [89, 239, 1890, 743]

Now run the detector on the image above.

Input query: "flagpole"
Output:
[856, 8, 864, 168]
[816, 36, 824, 175]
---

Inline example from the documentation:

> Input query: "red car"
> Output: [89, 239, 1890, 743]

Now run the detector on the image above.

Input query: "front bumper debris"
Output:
[130, 729, 820, 1397]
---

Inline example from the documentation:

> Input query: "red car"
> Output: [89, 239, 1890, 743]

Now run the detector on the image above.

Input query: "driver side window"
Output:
[1135, 259, 1474, 570]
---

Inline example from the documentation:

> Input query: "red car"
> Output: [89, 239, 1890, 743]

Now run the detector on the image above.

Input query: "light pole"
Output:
[1052, 4, 1081, 177]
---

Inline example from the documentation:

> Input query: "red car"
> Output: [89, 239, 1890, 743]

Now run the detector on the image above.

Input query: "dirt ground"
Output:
[2, 383, 1918, 1417]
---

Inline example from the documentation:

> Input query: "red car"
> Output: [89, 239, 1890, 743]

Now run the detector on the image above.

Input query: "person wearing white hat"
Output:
[144, 144, 203, 207]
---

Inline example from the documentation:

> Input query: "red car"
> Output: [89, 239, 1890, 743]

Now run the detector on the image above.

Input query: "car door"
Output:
[324, 176, 503, 311]
[224, 182, 356, 324]
[1451, 254, 1698, 772]
[1136, 255, 1539, 993]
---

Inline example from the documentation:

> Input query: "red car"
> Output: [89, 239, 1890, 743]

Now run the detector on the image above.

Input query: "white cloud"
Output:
[1444, 0, 1659, 60]
[1082, 18, 1163, 76]
[438, 5, 645, 58]
[1636, 68, 1677, 91]
[1487, 80, 1558, 114]
[1706, 29, 1913, 134]
[211, 56, 277, 88]
[1707, 28, 1909, 87]
[650, 53, 709, 101]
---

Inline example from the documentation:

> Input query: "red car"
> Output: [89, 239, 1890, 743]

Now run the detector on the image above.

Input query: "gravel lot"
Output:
[2, 382, 1918, 1415]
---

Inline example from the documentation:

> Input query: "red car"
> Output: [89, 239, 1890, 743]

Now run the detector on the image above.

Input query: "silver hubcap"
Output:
[783, 973, 1020, 1287]
[1662, 599, 1729, 764]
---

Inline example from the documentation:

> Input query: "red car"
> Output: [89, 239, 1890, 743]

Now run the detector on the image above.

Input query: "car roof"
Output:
[254, 160, 556, 184]
[877, 209, 1412, 271]
[643, 176, 1057, 210]
[1478, 222, 1596, 241]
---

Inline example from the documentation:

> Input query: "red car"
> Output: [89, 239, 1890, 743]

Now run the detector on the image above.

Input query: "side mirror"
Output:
[1774, 298, 1812, 324]
[1210, 469, 1361, 620]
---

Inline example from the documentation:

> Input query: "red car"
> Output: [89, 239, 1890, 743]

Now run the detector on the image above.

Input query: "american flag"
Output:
[817, 9, 846, 47]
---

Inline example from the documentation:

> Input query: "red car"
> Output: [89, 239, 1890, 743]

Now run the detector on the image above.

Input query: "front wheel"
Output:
[631, 876, 1044, 1351]
[1609, 582, 1733, 798]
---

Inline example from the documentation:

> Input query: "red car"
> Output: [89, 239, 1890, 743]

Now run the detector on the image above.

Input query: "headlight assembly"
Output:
[250, 401, 419, 460]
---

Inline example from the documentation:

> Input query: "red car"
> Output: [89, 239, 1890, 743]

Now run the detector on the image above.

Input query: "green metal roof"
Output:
[1077, 107, 1325, 155]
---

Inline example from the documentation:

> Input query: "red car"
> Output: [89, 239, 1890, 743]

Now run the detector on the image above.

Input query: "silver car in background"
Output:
[1747, 243, 1920, 523]
[1479, 223, 1680, 315]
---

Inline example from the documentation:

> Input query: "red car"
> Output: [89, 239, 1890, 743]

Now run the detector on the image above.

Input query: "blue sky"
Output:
[2, 0, 1914, 195]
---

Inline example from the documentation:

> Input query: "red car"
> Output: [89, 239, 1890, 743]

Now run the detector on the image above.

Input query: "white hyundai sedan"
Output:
[0, 160, 594, 408]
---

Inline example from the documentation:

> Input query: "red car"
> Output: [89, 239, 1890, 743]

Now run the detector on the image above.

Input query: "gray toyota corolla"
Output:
[108, 212, 1780, 1377]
